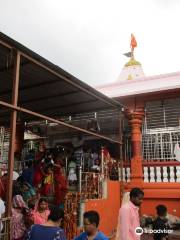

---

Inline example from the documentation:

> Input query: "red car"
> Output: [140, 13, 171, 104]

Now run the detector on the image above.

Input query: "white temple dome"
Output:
[116, 58, 145, 82]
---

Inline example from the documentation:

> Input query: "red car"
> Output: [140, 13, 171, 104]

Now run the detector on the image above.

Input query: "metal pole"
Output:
[101, 147, 104, 176]
[80, 152, 84, 172]
[6, 51, 21, 217]
[0, 127, 4, 177]
[119, 111, 124, 203]
[85, 174, 87, 193]
[163, 101, 166, 129]
[79, 166, 82, 194]
[65, 156, 68, 175]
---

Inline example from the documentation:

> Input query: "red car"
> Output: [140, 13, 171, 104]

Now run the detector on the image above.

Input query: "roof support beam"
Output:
[0, 100, 122, 144]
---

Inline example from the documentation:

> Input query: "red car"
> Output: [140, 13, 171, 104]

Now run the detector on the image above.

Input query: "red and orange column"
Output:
[126, 109, 144, 186]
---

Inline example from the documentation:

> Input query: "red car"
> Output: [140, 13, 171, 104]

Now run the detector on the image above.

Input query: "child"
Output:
[31, 198, 50, 224]
[74, 211, 108, 240]
[153, 205, 170, 240]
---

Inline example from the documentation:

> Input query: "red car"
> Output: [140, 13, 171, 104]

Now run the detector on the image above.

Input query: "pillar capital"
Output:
[125, 108, 145, 121]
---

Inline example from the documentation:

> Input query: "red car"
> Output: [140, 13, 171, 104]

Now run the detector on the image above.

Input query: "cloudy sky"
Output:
[1, 0, 180, 86]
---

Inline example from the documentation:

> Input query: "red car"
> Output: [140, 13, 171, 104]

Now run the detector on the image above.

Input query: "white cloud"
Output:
[0, 0, 180, 86]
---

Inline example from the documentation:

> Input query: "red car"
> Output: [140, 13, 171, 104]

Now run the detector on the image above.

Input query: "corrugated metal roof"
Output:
[0, 32, 122, 122]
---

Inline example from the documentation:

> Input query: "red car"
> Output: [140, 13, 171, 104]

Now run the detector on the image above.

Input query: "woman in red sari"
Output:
[40, 163, 54, 196]
[33, 160, 46, 189]
[33, 156, 54, 191]
[53, 159, 68, 207]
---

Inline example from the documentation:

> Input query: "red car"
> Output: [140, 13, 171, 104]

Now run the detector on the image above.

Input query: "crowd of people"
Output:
[0, 139, 177, 240]
[1, 192, 108, 240]
[0, 149, 69, 239]
[0, 141, 115, 240]
[0, 137, 120, 238]
[0, 173, 179, 240]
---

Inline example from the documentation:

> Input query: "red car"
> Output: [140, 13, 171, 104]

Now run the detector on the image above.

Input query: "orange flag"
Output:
[130, 34, 137, 49]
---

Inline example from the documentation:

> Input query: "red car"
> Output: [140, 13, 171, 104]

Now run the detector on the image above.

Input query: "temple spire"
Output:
[117, 34, 145, 82]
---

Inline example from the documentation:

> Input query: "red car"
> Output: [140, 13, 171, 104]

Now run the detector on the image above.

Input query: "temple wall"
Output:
[118, 88, 180, 109]
[142, 183, 180, 217]
[124, 182, 180, 218]
[84, 180, 121, 236]
[119, 89, 180, 218]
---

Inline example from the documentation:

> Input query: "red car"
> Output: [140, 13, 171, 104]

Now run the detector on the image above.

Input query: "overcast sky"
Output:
[1, 0, 180, 86]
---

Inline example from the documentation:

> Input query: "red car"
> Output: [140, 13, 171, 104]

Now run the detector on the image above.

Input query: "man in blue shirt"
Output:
[74, 211, 108, 240]
[26, 206, 66, 240]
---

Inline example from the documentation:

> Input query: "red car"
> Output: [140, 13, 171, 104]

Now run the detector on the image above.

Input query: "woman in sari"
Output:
[54, 166, 67, 207]
[12, 195, 29, 240]
[40, 163, 54, 197]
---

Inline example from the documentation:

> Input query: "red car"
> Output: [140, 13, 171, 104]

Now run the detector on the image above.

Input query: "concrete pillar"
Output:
[126, 109, 144, 185]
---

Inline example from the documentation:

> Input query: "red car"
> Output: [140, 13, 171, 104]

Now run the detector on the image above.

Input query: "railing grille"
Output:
[142, 130, 180, 161]
[0, 217, 11, 240]
[144, 98, 180, 130]
[142, 98, 180, 162]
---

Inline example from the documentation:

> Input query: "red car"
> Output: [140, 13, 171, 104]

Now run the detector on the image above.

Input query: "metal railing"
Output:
[0, 217, 11, 240]
[79, 171, 104, 199]
[142, 128, 180, 161]
[123, 128, 180, 162]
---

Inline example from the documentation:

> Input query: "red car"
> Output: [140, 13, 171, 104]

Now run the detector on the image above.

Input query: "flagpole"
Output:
[131, 47, 134, 60]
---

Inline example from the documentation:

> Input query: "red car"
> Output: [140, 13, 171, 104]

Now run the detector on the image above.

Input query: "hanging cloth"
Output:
[174, 143, 180, 162]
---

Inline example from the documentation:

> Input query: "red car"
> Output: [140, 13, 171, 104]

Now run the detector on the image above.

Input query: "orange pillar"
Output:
[126, 109, 144, 185]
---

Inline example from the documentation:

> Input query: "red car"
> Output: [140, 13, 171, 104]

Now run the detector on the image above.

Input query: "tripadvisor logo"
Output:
[144, 229, 173, 234]
[135, 227, 144, 235]
[135, 227, 173, 235]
